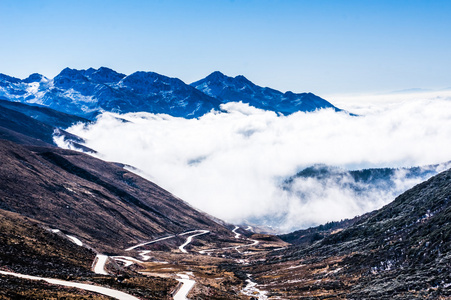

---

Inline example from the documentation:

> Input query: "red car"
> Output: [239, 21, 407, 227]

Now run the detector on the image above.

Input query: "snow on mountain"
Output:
[0, 67, 223, 119]
[0, 68, 339, 119]
[190, 71, 340, 114]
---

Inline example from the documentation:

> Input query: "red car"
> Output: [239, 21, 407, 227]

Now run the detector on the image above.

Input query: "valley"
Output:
[0, 69, 450, 299]
[0, 205, 288, 299]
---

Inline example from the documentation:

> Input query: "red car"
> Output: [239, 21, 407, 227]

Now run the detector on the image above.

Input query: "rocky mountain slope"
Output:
[0, 67, 339, 119]
[0, 99, 89, 129]
[0, 208, 178, 299]
[278, 213, 372, 247]
[191, 71, 339, 114]
[0, 209, 95, 278]
[0, 104, 250, 299]
[0, 101, 233, 254]
[0, 139, 232, 253]
[246, 167, 451, 299]
[0, 100, 89, 148]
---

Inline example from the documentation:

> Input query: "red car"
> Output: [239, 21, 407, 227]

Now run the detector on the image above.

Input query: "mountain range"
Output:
[191, 71, 338, 114]
[0, 67, 340, 119]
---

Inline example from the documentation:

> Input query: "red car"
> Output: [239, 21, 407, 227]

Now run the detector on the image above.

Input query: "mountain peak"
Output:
[202, 71, 252, 84]
[206, 71, 227, 80]
[55, 67, 87, 80]
[97, 66, 117, 73]
[121, 70, 164, 85]
[89, 67, 125, 84]
[22, 73, 47, 83]
[234, 74, 253, 85]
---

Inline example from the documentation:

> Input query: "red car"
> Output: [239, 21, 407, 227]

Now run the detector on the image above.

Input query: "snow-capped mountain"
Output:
[0, 67, 221, 119]
[191, 71, 339, 114]
[0, 67, 339, 119]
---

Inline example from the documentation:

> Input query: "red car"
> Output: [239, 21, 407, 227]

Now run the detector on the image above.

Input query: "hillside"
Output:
[0, 139, 232, 253]
[0, 100, 273, 299]
[245, 168, 451, 299]
[0, 208, 178, 299]
[0, 99, 89, 129]
[0, 101, 89, 149]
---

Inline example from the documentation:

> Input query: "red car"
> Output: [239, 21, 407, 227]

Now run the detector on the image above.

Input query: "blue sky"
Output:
[1, 0, 450, 95]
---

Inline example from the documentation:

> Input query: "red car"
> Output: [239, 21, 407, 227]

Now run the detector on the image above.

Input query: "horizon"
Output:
[1, 0, 451, 95]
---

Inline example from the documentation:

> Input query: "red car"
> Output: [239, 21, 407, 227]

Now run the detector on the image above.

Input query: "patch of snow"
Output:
[200, 84, 213, 97]
[66, 235, 83, 246]
[112, 256, 144, 264]
[325, 267, 342, 276]
[287, 264, 305, 270]
[63, 88, 97, 104]
[272, 247, 287, 251]
[26, 82, 40, 94]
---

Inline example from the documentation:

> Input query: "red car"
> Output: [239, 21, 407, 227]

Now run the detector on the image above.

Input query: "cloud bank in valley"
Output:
[57, 92, 451, 232]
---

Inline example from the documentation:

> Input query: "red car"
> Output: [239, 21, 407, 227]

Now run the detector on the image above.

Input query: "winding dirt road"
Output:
[173, 273, 196, 300]
[178, 230, 210, 253]
[0, 270, 140, 300]
[93, 254, 109, 275]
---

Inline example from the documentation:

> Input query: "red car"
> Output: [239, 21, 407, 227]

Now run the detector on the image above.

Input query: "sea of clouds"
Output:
[55, 90, 451, 233]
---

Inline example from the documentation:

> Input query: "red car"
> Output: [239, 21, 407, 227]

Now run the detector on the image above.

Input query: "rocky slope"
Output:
[246, 168, 451, 299]
[0, 100, 89, 149]
[0, 139, 233, 253]
[0, 104, 244, 299]
[0, 209, 95, 278]
[0, 100, 233, 254]
[279, 164, 449, 248]
[0, 99, 89, 129]
[0, 208, 178, 299]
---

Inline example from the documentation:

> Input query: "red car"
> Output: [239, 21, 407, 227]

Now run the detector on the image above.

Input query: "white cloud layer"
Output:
[57, 91, 451, 232]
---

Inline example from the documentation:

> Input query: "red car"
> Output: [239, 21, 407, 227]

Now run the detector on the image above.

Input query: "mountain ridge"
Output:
[0, 67, 340, 119]
[191, 71, 340, 114]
